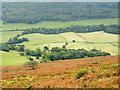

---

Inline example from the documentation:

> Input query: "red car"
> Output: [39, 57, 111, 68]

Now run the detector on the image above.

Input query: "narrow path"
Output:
[58, 34, 67, 42]
[75, 33, 120, 51]
[107, 42, 120, 48]
[75, 33, 90, 50]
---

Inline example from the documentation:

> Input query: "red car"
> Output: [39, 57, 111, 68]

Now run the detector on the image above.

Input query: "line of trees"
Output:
[1, 44, 25, 52]
[23, 46, 110, 62]
[41, 47, 111, 62]
[20, 24, 119, 35]
[7, 37, 29, 44]
[2, 2, 118, 24]
[0, 41, 111, 62]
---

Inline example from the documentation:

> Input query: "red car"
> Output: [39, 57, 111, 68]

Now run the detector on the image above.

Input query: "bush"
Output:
[28, 57, 33, 61]
[113, 64, 120, 69]
[72, 40, 75, 42]
[40, 59, 51, 63]
[23, 61, 39, 70]
[84, 56, 88, 58]
[75, 69, 88, 79]
[92, 62, 99, 64]
[97, 73, 102, 78]
[44, 46, 49, 50]
[20, 53, 24, 56]
[36, 56, 39, 59]
[62, 45, 66, 48]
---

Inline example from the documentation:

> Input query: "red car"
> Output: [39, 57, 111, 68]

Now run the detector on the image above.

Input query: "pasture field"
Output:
[2, 18, 118, 30]
[78, 31, 118, 43]
[1, 31, 22, 43]
[2, 55, 119, 88]
[17, 31, 119, 55]
[1, 51, 28, 66]
[2, 31, 118, 66]
[18, 33, 66, 50]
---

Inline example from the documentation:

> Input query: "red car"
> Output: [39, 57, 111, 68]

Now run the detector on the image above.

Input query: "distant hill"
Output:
[2, 2, 118, 24]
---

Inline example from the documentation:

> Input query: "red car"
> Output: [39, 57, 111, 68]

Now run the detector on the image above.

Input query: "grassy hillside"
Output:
[1, 51, 28, 66]
[2, 18, 118, 30]
[17, 31, 118, 55]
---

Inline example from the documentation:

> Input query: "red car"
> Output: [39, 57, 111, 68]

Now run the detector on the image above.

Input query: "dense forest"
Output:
[2, 2, 118, 24]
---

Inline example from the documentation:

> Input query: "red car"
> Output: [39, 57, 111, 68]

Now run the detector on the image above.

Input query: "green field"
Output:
[1, 18, 119, 66]
[18, 33, 66, 50]
[17, 31, 119, 55]
[2, 18, 118, 30]
[1, 31, 22, 43]
[1, 51, 28, 66]
[2, 31, 119, 66]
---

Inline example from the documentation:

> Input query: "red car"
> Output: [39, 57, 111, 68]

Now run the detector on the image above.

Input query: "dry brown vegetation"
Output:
[1, 55, 120, 88]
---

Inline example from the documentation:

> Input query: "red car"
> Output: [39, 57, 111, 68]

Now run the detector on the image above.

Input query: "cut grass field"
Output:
[1, 51, 28, 66]
[2, 18, 118, 30]
[18, 31, 119, 55]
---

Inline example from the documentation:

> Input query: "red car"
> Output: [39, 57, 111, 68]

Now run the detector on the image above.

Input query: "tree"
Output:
[17, 46, 24, 52]
[35, 48, 42, 56]
[28, 57, 34, 61]
[72, 40, 75, 42]
[44, 46, 49, 50]
[25, 49, 31, 55]
[20, 53, 24, 56]
[36, 56, 39, 59]
[23, 61, 39, 70]
[9, 45, 15, 50]
[2, 44, 9, 52]
[51, 47, 61, 52]
[62, 45, 66, 48]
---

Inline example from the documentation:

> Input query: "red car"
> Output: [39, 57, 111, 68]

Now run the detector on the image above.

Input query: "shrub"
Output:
[28, 57, 33, 61]
[84, 56, 88, 58]
[112, 71, 117, 76]
[40, 59, 51, 63]
[62, 45, 66, 48]
[97, 73, 102, 78]
[104, 70, 111, 78]
[23, 61, 39, 70]
[75, 69, 88, 79]
[92, 62, 99, 64]
[113, 64, 120, 69]
[72, 40, 75, 42]
[44, 46, 49, 50]
[20, 53, 24, 56]
[36, 56, 39, 59]
[101, 64, 110, 69]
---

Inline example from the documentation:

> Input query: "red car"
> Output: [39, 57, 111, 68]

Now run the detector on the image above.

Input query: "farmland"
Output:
[18, 31, 119, 55]
[2, 55, 119, 88]
[2, 18, 118, 31]
[1, 30, 119, 66]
